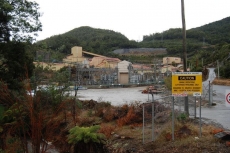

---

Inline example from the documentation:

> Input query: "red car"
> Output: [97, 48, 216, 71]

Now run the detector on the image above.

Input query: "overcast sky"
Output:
[34, 0, 230, 42]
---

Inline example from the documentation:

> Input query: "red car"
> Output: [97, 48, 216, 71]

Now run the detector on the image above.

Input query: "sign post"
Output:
[172, 72, 202, 96]
[172, 72, 203, 137]
[225, 90, 230, 107]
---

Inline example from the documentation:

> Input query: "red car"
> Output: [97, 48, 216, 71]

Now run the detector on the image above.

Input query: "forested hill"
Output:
[36, 26, 138, 55]
[35, 17, 230, 57]
[140, 17, 230, 55]
[189, 17, 230, 44]
[143, 17, 230, 45]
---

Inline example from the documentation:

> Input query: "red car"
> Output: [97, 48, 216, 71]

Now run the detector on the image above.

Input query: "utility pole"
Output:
[181, 0, 189, 114]
[154, 63, 157, 83]
[153, 55, 157, 82]
[217, 60, 219, 79]
[181, 0, 187, 72]
[166, 57, 168, 76]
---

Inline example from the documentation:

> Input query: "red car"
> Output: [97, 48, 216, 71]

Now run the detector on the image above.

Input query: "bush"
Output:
[177, 113, 188, 121]
[68, 125, 105, 144]
[68, 125, 106, 153]
[116, 106, 139, 127]
[103, 108, 115, 122]
[98, 124, 115, 138]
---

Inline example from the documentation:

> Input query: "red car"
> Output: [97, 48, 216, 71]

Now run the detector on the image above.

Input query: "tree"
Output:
[0, 0, 42, 42]
[0, 0, 42, 89]
[0, 0, 10, 42]
[0, 81, 73, 153]
[0, 42, 34, 90]
[218, 61, 230, 78]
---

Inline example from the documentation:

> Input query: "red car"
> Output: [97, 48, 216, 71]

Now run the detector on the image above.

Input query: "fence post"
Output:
[142, 103, 145, 144]
[172, 96, 175, 141]
[152, 94, 154, 141]
[178, 97, 181, 111]
[211, 85, 213, 105]
[209, 81, 211, 106]
[199, 96, 202, 137]
[194, 96, 196, 118]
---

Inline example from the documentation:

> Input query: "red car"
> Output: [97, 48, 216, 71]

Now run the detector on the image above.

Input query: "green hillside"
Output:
[36, 26, 138, 56]
[141, 17, 230, 56]
[142, 17, 230, 45]
[189, 17, 230, 44]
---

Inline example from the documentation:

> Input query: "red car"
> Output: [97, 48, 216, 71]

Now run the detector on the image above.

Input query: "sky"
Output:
[34, 0, 230, 42]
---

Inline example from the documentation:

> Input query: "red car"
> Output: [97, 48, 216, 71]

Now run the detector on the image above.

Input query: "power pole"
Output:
[181, 0, 187, 72]
[217, 60, 219, 79]
[181, 0, 189, 114]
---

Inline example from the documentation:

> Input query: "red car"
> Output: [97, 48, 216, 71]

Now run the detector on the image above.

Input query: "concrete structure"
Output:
[63, 46, 88, 64]
[90, 57, 121, 68]
[131, 64, 153, 83]
[161, 65, 177, 73]
[34, 46, 120, 70]
[132, 64, 152, 73]
[163, 57, 181, 65]
[117, 60, 130, 84]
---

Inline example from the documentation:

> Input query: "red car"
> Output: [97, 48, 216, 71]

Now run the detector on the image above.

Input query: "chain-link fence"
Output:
[202, 82, 214, 105]
[142, 91, 208, 143]
[142, 95, 175, 143]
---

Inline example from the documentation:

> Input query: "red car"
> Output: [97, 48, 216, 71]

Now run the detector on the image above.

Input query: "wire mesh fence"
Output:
[142, 94, 202, 144]
[142, 95, 173, 143]
[202, 82, 214, 105]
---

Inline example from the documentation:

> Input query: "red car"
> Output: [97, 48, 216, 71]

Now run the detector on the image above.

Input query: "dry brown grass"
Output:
[99, 123, 116, 138]
[212, 78, 230, 86]
[114, 125, 143, 139]
[102, 115, 229, 153]
[142, 120, 229, 153]
[151, 133, 225, 153]
[116, 107, 137, 127]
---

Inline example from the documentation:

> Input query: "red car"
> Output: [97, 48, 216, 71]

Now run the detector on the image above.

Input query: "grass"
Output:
[152, 135, 224, 152]
[99, 109, 228, 152]
[143, 120, 228, 153]
[212, 78, 230, 86]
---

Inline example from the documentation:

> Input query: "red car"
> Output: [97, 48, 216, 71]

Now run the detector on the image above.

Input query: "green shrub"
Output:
[87, 110, 93, 117]
[177, 113, 188, 121]
[68, 125, 105, 144]
[68, 125, 106, 153]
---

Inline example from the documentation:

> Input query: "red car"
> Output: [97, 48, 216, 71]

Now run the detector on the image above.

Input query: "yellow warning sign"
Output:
[172, 72, 202, 96]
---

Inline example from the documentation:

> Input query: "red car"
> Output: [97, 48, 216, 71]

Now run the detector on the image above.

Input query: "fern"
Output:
[68, 125, 105, 144]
